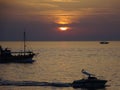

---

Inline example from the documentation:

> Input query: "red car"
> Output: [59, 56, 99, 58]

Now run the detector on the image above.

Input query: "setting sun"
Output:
[59, 27, 69, 31]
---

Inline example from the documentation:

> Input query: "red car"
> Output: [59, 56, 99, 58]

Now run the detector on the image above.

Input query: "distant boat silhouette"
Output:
[100, 41, 109, 44]
[0, 32, 36, 63]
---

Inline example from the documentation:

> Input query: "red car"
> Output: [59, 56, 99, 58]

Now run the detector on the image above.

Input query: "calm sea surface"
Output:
[0, 41, 120, 90]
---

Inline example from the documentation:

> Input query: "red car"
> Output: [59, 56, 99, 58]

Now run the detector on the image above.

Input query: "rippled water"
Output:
[0, 41, 120, 90]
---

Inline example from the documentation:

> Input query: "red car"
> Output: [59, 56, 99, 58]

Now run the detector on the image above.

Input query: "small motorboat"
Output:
[72, 69, 107, 88]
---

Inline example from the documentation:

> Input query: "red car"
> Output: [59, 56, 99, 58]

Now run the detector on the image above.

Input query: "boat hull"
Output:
[0, 54, 35, 63]
[72, 79, 107, 88]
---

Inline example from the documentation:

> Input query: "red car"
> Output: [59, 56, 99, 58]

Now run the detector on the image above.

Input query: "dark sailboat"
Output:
[0, 32, 36, 63]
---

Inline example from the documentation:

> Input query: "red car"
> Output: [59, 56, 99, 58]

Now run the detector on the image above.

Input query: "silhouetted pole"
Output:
[24, 31, 26, 56]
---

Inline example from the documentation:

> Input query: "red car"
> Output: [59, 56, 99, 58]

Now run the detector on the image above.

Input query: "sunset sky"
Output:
[0, 0, 120, 41]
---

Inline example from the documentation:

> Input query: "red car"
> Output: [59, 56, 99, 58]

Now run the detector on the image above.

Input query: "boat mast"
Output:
[24, 31, 26, 56]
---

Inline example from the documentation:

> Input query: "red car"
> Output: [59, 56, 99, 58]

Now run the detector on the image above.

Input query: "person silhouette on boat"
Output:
[0, 46, 12, 57]
[0, 45, 3, 55]
[0, 45, 3, 51]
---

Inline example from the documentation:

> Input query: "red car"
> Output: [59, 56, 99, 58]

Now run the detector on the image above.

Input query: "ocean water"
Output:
[0, 41, 120, 90]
